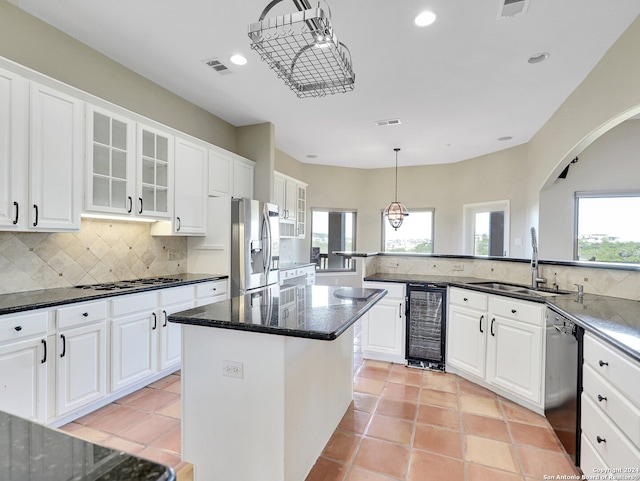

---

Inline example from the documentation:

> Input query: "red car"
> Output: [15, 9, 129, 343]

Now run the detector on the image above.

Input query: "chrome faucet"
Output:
[530, 227, 546, 289]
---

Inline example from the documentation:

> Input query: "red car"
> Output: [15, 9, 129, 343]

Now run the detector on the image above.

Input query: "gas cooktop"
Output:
[76, 277, 183, 291]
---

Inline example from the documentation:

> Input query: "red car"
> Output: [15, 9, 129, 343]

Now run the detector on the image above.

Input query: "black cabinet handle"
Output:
[13, 201, 18, 225]
[176, 217, 181, 231]
[60, 334, 66, 358]
[163, 310, 168, 328]
[597, 394, 607, 402]
[490, 318, 495, 336]
[82, 312, 89, 317]
[511, 309, 517, 314]
[128, 196, 133, 213]
[14, 326, 22, 332]
[596, 436, 606, 444]
[463, 297, 468, 302]
[138, 197, 143, 214]
[152, 312, 157, 330]
[479, 315, 484, 333]
[399, 303, 402, 318]
[41, 339, 47, 364]
[33, 204, 38, 227]
[599, 360, 608, 367]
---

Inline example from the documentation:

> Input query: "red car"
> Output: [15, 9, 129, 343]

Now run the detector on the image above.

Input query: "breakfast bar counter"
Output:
[168, 285, 387, 481]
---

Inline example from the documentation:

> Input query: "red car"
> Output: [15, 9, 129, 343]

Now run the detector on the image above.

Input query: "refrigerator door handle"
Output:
[262, 209, 272, 273]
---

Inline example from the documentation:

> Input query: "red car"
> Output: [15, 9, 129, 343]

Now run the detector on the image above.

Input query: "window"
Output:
[463, 201, 510, 257]
[575, 192, 640, 264]
[310, 209, 356, 271]
[382, 208, 434, 253]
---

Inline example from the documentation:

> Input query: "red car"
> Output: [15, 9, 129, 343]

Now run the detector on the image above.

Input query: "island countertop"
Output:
[169, 285, 387, 341]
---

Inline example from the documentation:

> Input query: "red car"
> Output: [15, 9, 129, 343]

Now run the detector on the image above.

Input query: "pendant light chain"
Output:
[384, 147, 409, 230]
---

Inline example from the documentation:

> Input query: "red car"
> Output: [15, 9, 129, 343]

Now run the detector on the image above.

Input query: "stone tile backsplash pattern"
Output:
[0, 219, 187, 294]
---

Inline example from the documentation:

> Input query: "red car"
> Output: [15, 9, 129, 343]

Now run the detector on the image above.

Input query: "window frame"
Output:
[462, 200, 510, 257]
[310, 207, 357, 272]
[574, 190, 640, 264]
[380, 207, 435, 253]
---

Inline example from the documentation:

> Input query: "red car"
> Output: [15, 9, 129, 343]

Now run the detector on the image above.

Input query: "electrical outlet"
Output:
[222, 360, 243, 379]
[453, 263, 464, 271]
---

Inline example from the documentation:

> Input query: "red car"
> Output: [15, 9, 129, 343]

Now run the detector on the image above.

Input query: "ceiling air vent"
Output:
[375, 119, 402, 127]
[498, 0, 530, 18]
[204, 58, 232, 75]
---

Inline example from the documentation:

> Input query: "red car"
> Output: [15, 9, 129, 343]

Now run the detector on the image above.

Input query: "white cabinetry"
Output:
[0, 67, 28, 229]
[85, 105, 136, 215]
[208, 149, 254, 198]
[273, 171, 307, 238]
[194, 279, 228, 306]
[136, 124, 173, 219]
[0, 73, 82, 232]
[0, 310, 49, 422]
[447, 287, 545, 410]
[151, 137, 207, 235]
[55, 301, 107, 417]
[581, 333, 640, 474]
[110, 292, 158, 392]
[158, 286, 193, 371]
[361, 282, 406, 363]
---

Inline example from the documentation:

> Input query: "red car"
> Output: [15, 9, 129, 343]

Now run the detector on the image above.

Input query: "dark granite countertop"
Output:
[0, 410, 174, 481]
[0, 274, 227, 316]
[364, 273, 640, 363]
[169, 285, 387, 341]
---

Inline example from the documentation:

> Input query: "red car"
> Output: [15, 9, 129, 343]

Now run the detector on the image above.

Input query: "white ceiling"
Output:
[14, 0, 640, 169]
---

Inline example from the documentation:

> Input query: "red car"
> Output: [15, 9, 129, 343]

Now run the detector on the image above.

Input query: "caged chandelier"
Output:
[248, 0, 355, 98]
[384, 148, 409, 231]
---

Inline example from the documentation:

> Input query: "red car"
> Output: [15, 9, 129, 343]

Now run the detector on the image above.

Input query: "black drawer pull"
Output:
[14, 326, 22, 332]
[599, 360, 608, 367]
[33, 204, 39, 227]
[152, 312, 157, 330]
[82, 312, 89, 317]
[163, 310, 168, 328]
[41, 339, 47, 364]
[463, 297, 468, 301]
[13, 201, 18, 225]
[138, 197, 143, 214]
[176, 217, 181, 231]
[128, 196, 133, 213]
[596, 436, 606, 444]
[597, 394, 607, 402]
[479, 315, 484, 333]
[490, 318, 496, 336]
[511, 309, 517, 314]
[60, 334, 66, 358]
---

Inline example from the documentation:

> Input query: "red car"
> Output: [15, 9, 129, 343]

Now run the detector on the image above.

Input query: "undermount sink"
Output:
[470, 282, 567, 297]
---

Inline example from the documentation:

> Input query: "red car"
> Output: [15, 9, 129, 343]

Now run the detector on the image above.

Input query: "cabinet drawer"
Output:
[0, 311, 48, 343]
[581, 393, 640, 469]
[159, 285, 194, 306]
[583, 363, 640, 447]
[490, 296, 544, 326]
[449, 287, 487, 311]
[111, 292, 157, 317]
[364, 282, 405, 299]
[281, 268, 303, 281]
[195, 280, 227, 299]
[57, 301, 106, 330]
[580, 432, 609, 474]
[584, 333, 640, 407]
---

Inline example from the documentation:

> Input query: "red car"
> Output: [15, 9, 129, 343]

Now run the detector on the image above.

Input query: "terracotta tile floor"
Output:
[60, 328, 581, 481]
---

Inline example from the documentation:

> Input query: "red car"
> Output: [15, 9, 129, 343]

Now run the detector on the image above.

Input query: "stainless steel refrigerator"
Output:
[230, 198, 280, 297]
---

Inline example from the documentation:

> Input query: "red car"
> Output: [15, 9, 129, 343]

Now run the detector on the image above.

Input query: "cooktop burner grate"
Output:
[76, 277, 183, 291]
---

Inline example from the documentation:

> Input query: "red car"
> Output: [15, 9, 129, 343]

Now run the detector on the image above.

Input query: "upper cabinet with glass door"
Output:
[137, 124, 173, 219]
[86, 105, 135, 215]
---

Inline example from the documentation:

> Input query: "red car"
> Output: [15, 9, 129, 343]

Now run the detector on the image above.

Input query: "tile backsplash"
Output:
[0, 219, 187, 294]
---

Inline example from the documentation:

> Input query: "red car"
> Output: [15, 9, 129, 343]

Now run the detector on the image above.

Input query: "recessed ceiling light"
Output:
[230, 54, 247, 66]
[527, 52, 550, 64]
[415, 11, 436, 27]
[497, 136, 513, 141]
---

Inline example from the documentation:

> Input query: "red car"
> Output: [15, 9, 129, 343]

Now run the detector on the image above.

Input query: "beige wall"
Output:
[0, 0, 237, 152]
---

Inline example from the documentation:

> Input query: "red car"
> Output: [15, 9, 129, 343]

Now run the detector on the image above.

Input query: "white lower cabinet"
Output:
[55, 302, 107, 417]
[361, 282, 406, 363]
[0, 310, 49, 422]
[447, 287, 545, 410]
[158, 285, 193, 371]
[110, 292, 158, 392]
[194, 279, 228, 307]
[580, 332, 640, 473]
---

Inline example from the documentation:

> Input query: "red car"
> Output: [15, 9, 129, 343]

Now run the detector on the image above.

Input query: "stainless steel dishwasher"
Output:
[406, 283, 447, 371]
[545, 307, 584, 466]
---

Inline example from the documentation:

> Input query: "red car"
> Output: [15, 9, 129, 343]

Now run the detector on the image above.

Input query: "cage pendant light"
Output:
[383, 148, 409, 230]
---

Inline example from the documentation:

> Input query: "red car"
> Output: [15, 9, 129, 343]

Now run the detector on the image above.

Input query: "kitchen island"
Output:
[168, 285, 387, 481]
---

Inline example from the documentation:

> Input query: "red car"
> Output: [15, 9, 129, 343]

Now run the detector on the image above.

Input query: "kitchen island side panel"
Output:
[181, 323, 354, 481]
